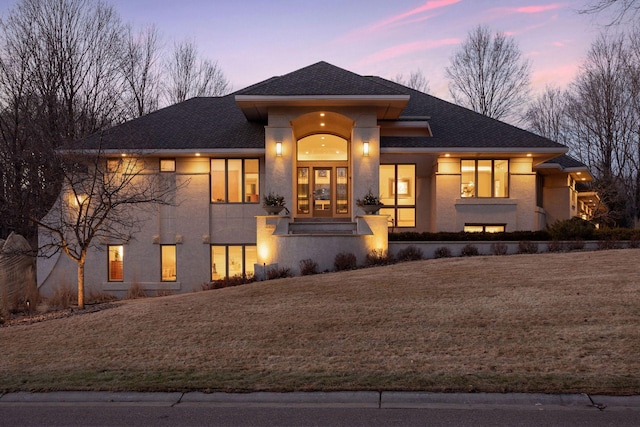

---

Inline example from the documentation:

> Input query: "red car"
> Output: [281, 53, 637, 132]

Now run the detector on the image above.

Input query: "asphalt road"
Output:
[1, 391, 639, 427]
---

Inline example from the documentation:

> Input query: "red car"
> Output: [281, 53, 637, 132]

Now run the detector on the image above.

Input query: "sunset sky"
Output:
[1, 0, 631, 100]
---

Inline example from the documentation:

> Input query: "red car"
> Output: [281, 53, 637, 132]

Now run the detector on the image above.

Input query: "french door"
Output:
[296, 166, 348, 217]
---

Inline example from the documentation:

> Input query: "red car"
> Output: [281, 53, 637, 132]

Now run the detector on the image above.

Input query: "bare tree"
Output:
[580, 0, 640, 24]
[35, 147, 181, 308]
[524, 85, 568, 143]
[164, 40, 230, 104]
[392, 69, 430, 93]
[0, 0, 127, 245]
[446, 25, 531, 122]
[120, 24, 162, 119]
[564, 32, 638, 225]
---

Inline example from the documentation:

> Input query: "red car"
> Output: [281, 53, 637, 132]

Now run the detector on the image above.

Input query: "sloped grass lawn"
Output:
[2, 249, 639, 394]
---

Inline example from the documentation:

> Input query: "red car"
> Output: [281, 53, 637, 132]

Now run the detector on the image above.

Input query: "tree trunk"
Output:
[77, 260, 85, 309]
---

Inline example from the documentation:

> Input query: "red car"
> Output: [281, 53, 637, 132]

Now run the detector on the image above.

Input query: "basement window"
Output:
[464, 224, 506, 233]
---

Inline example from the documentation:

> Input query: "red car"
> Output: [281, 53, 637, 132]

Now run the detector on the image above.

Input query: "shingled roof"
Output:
[78, 61, 567, 153]
[236, 61, 404, 96]
[367, 76, 565, 150]
[80, 95, 264, 151]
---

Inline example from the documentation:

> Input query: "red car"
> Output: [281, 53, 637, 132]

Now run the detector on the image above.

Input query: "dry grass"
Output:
[1, 249, 639, 394]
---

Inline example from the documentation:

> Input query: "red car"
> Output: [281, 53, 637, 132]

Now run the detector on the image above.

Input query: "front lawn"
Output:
[1, 249, 639, 394]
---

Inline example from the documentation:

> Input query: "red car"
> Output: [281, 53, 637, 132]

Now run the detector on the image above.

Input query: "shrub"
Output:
[299, 258, 319, 276]
[87, 289, 118, 304]
[518, 241, 538, 254]
[434, 246, 452, 259]
[546, 240, 564, 253]
[630, 234, 640, 248]
[267, 267, 293, 280]
[334, 252, 357, 271]
[597, 237, 619, 250]
[389, 230, 551, 242]
[365, 249, 395, 266]
[460, 244, 479, 257]
[126, 281, 147, 299]
[567, 238, 585, 251]
[547, 217, 595, 240]
[202, 274, 256, 290]
[396, 245, 424, 262]
[490, 242, 508, 256]
[48, 283, 77, 309]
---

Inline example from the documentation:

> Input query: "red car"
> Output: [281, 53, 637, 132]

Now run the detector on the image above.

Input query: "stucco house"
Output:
[37, 61, 595, 296]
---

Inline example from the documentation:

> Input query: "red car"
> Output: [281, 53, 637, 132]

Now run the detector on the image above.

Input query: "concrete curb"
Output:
[381, 392, 592, 409]
[1, 391, 639, 410]
[180, 391, 380, 407]
[0, 391, 182, 403]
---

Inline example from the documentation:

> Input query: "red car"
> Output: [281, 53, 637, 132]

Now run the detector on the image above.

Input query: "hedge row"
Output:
[389, 219, 640, 242]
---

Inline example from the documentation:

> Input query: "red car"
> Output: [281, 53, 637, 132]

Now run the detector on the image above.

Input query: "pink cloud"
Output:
[338, 0, 461, 42]
[358, 38, 460, 66]
[515, 4, 563, 13]
[369, 0, 462, 31]
[531, 62, 581, 92]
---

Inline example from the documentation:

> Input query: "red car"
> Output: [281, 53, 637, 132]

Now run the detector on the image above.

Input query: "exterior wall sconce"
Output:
[363, 141, 369, 157]
[276, 141, 282, 157]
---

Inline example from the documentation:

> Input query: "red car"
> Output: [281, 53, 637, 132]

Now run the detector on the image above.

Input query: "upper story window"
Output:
[297, 134, 348, 161]
[211, 159, 259, 203]
[160, 159, 176, 172]
[379, 164, 416, 227]
[461, 159, 509, 198]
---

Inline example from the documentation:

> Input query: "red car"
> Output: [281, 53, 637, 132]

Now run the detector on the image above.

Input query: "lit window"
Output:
[461, 160, 509, 198]
[211, 245, 257, 280]
[107, 159, 120, 172]
[161, 245, 176, 281]
[108, 245, 124, 281]
[379, 164, 416, 227]
[297, 134, 348, 161]
[211, 159, 260, 203]
[464, 224, 505, 233]
[160, 159, 176, 172]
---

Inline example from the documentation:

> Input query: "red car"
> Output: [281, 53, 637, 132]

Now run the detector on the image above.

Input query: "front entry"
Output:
[313, 167, 332, 217]
[293, 119, 351, 219]
[296, 166, 348, 217]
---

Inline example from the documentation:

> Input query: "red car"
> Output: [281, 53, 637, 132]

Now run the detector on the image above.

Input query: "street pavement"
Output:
[1, 391, 639, 426]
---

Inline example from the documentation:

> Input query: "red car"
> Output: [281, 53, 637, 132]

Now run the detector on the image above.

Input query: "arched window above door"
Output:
[297, 134, 348, 161]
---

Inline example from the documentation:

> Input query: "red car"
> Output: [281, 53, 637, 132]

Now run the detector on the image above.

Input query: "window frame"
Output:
[107, 245, 124, 282]
[210, 244, 257, 281]
[210, 158, 260, 204]
[159, 158, 176, 172]
[379, 163, 416, 228]
[460, 159, 509, 198]
[160, 244, 177, 282]
[464, 224, 506, 233]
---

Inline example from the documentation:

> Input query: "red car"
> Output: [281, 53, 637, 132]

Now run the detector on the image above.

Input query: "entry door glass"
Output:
[313, 168, 331, 216]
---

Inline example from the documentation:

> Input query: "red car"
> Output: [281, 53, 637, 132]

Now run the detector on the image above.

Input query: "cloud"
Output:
[338, 0, 461, 42]
[488, 3, 565, 20]
[357, 38, 460, 66]
[369, 0, 461, 31]
[516, 4, 563, 13]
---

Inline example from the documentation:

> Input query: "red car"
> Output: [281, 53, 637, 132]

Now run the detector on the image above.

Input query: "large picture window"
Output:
[379, 164, 416, 227]
[211, 159, 259, 203]
[211, 245, 257, 280]
[461, 160, 509, 198]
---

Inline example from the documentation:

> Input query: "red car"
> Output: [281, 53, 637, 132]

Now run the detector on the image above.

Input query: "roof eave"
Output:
[235, 95, 410, 121]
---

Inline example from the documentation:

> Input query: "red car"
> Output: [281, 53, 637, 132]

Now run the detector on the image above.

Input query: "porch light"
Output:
[363, 141, 369, 157]
[276, 141, 282, 157]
